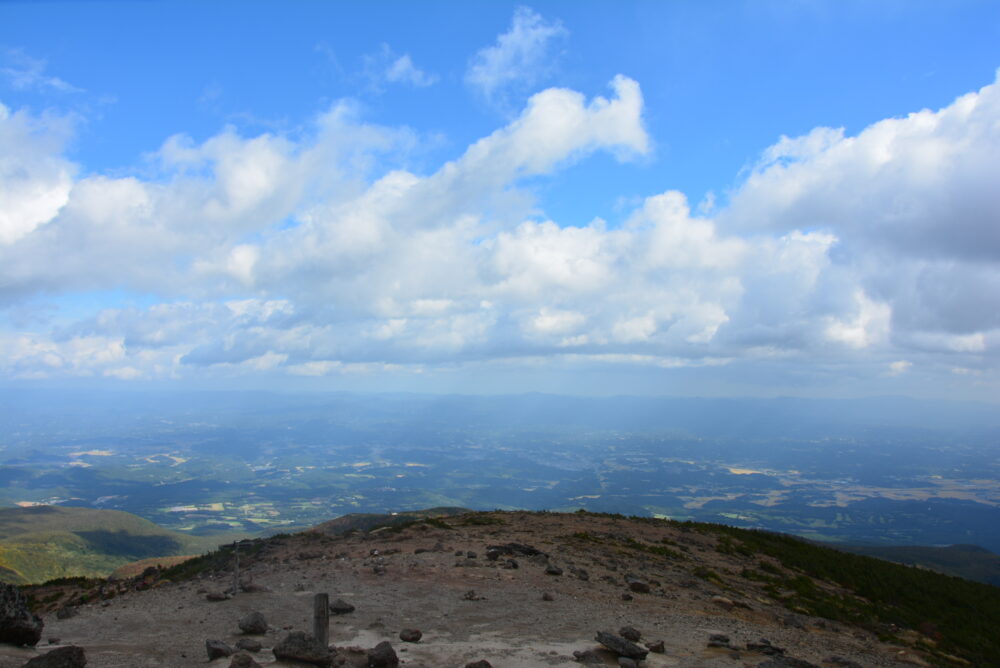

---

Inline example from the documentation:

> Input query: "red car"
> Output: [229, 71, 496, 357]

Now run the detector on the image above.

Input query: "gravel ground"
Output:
[1, 512, 931, 667]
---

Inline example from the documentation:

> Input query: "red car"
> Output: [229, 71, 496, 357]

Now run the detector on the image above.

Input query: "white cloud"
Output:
[466, 6, 567, 105]
[0, 72, 999, 397]
[0, 103, 75, 245]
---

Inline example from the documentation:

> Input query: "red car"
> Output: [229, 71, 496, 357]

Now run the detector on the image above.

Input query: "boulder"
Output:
[206, 639, 234, 660]
[0, 582, 43, 647]
[238, 611, 268, 635]
[273, 631, 334, 667]
[20, 646, 86, 667]
[595, 631, 648, 660]
[367, 640, 398, 667]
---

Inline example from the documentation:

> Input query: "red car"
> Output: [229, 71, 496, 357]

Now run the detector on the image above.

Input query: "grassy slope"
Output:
[0, 505, 230, 584]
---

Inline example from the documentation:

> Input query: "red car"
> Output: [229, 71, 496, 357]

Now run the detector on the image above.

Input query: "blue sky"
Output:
[1, 1, 999, 399]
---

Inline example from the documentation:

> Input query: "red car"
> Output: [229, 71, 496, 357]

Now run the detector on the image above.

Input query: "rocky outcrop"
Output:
[1, 582, 43, 647]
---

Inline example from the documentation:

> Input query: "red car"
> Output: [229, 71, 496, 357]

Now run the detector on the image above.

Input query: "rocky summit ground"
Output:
[1, 511, 939, 667]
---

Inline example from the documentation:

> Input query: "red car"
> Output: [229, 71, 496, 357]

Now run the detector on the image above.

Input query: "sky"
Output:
[0, 0, 999, 399]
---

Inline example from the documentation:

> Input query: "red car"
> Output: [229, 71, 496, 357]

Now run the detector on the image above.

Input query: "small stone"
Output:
[595, 631, 648, 660]
[367, 640, 399, 667]
[206, 639, 235, 660]
[621, 592, 633, 601]
[55, 607, 76, 620]
[399, 628, 422, 643]
[545, 564, 563, 576]
[465, 661, 492, 668]
[541, 592, 554, 601]
[236, 638, 262, 652]
[618, 659, 638, 668]
[330, 598, 355, 615]
[466, 551, 477, 558]
[645, 640, 665, 653]
[229, 653, 262, 668]
[238, 611, 268, 634]
[619, 626, 641, 642]
[626, 579, 650, 594]
[205, 591, 229, 601]
[273, 631, 333, 667]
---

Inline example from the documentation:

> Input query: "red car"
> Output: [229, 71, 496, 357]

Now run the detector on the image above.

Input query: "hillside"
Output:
[4, 510, 999, 667]
[0, 506, 231, 584]
[835, 543, 1000, 588]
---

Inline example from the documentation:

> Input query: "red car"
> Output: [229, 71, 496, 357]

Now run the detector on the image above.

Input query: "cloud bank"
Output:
[1, 70, 998, 396]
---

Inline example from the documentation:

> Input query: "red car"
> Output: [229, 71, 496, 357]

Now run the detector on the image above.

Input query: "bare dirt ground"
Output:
[1, 512, 932, 667]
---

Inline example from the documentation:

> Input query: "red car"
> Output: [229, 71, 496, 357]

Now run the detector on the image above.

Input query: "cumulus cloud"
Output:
[466, 6, 567, 106]
[0, 71, 998, 396]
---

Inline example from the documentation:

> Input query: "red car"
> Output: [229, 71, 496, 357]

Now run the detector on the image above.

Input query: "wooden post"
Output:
[232, 541, 240, 596]
[313, 593, 329, 646]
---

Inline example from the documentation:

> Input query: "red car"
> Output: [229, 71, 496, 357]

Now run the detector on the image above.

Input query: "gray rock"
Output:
[205, 591, 229, 601]
[0, 582, 42, 647]
[206, 639, 235, 660]
[545, 564, 563, 576]
[367, 640, 398, 667]
[618, 626, 641, 642]
[228, 654, 262, 668]
[20, 646, 86, 667]
[399, 628, 421, 643]
[238, 611, 268, 634]
[235, 638, 262, 652]
[273, 631, 334, 667]
[618, 658, 638, 668]
[329, 598, 355, 615]
[595, 631, 648, 660]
